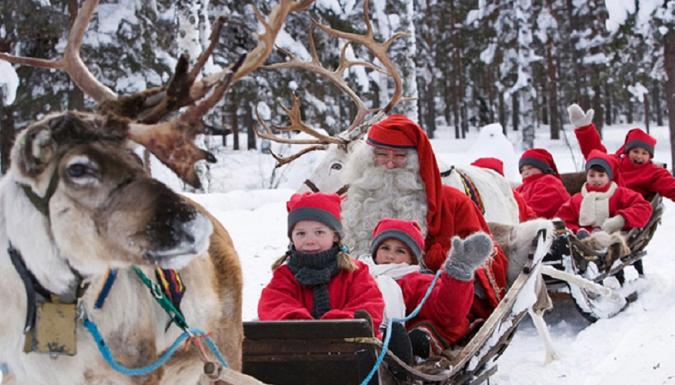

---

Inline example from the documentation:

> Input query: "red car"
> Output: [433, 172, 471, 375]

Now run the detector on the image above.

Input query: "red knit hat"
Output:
[287, 192, 343, 238]
[519, 148, 559, 175]
[471, 157, 505, 176]
[618, 128, 656, 157]
[586, 149, 621, 184]
[370, 218, 425, 264]
[365, 115, 445, 237]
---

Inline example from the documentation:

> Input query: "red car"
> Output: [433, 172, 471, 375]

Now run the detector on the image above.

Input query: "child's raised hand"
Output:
[567, 103, 594, 128]
[444, 232, 493, 281]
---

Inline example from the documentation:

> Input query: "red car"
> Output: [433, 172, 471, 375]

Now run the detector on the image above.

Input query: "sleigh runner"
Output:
[242, 227, 552, 385]
[540, 171, 665, 321]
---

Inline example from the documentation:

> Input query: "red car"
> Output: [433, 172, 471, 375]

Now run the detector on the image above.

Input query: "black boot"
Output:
[388, 322, 413, 381]
[409, 328, 431, 359]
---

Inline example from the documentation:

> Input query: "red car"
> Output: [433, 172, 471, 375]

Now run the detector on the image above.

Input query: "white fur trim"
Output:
[579, 182, 617, 228]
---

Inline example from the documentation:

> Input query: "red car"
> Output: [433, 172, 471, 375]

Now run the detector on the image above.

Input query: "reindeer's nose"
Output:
[144, 213, 212, 266]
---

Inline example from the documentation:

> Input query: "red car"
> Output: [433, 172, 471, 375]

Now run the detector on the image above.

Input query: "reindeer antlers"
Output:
[255, 0, 406, 166]
[0, 0, 313, 188]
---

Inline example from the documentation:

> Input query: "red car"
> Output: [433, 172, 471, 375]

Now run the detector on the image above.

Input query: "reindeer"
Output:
[252, 7, 519, 225]
[0, 0, 314, 384]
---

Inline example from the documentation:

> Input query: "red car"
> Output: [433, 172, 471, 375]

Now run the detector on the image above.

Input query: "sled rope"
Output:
[83, 266, 228, 377]
[360, 269, 443, 385]
[84, 319, 226, 376]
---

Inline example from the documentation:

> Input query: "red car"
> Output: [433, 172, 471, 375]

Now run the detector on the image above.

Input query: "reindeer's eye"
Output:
[67, 164, 89, 178]
[331, 163, 342, 171]
[64, 156, 100, 185]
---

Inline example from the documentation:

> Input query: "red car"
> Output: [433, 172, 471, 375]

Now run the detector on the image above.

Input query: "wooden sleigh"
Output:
[540, 171, 664, 321]
[242, 229, 552, 385]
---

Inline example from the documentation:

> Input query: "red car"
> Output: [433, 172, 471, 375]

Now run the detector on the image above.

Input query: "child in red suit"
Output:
[515, 149, 571, 218]
[364, 218, 493, 358]
[471, 157, 537, 222]
[258, 192, 384, 336]
[555, 150, 652, 237]
[569, 103, 675, 200]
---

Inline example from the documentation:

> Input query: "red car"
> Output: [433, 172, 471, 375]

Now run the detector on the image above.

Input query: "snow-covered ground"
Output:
[176, 121, 675, 385]
[3, 122, 673, 384]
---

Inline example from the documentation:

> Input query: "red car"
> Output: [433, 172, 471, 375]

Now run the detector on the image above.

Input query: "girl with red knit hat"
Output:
[472, 157, 536, 222]
[257, 192, 384, 336]
[569, 103, 675, 201]
[515, 148, 571, 218]
[364, 218, 494, 358]
[555, 149, 652, 238]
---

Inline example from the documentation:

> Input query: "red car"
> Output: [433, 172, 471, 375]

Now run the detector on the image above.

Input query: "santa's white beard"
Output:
[341, 144, 428, 257]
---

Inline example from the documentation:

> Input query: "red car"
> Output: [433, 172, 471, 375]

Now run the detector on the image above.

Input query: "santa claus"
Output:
[341, 114, 508, 319]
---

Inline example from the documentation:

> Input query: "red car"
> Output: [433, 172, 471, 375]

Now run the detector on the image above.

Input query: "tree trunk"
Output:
[426, 75, 436, 138]
[245, 102, 256, 150]
[499, 92, 507, 134]
[0, 105, 15, 174]
[231, 93, 239, 151]
[604, 82, 612, 125]
[512, 93, 519, 132]
[644, 96, 650, 134]
[664, 29, 675, 173]
[546, 39, 560, 140]
[654, 81, 663, 126]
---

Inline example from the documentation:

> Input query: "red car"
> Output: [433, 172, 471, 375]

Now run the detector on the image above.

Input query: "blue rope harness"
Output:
[84, 319, 227, 376]
[84, 267, 228, 376]
[360, 269, 443, 385]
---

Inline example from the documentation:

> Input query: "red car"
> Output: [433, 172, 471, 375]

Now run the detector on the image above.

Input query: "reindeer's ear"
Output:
[14, 120, 58, 177]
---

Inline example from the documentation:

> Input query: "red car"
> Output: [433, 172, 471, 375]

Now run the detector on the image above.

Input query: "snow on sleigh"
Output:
[241, 228, 553, 385]
[539, 171, 664, 321]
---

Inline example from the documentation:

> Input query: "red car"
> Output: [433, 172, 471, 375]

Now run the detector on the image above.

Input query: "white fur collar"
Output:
[579, 182, 617, 227]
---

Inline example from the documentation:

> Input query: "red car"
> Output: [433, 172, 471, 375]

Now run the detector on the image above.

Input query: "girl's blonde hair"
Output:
[271, 243, 357, 272]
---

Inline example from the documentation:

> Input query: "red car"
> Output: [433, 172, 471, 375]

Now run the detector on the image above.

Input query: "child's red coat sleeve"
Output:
[258, 266, 313, 320]
[648, 166, 675, 202]
[574, 123, 608, 159]
[615, 189, 653, 229]
[555, 194, 582, 232]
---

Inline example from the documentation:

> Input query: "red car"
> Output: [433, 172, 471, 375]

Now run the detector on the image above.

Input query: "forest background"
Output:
[0, 0, 673, 181]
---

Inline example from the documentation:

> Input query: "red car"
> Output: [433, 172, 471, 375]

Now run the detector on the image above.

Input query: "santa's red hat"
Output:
[471, 157, 504, 176]
[519, 148, 559, 175]
[617, 128, 656, 157]
[370, 218, 425, 264]
[586, 149, 622, 184]
[287, 192, 343, 238]
[366, 115, 446, 237]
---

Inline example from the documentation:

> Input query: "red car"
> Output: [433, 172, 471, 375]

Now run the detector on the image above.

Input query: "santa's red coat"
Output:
[555, 185, 652, 232]
[396, 271, 473, 347]
[423, 186, 509, 320]
[258, 260, 384, 337]
[513, 188, 537, 222]
[575, 123, 675, 200]
[515, 173, 571, 219]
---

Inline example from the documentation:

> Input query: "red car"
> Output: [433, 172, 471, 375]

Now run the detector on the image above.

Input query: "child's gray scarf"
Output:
[288, 245, 341, 318]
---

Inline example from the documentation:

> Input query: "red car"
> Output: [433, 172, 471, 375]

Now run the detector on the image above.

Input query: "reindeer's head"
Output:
[10, 111, 211, 273]
[254, 0, 407, 194]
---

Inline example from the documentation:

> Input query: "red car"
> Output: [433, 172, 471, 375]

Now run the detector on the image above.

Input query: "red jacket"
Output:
[575, 123, 675, 200]
[423, 186, 508, 320]
[516, 173, 571, 219]
[258, 260, 384, 337]
[555, 183, 652, 232]
[513, 188, 537, 222]
[396, 271, 473, 347]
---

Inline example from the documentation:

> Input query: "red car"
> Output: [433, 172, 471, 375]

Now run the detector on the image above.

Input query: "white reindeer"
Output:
[0, 0, 315, 383]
